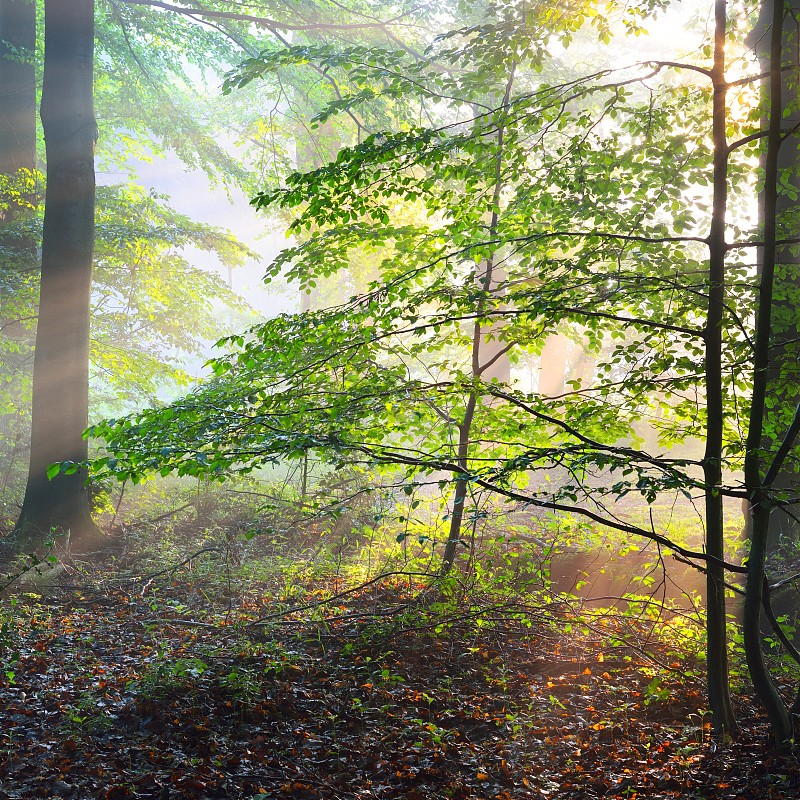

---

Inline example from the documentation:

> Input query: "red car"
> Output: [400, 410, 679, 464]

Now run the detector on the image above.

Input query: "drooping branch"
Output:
[763, 402, 800, 486]
[761, 575, 800, 666]
[345, 440, 747, 574]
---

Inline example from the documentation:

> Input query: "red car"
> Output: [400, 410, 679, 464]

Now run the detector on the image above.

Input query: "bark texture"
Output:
[743, 0, 794, 748]
[12, 0, 100, 553]
[703, 0, 736, 735]
[748, 0, 800, 559]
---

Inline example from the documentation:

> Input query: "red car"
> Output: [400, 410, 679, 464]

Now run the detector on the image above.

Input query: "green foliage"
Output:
[91, 183, 256, 409]
[0, 598, 21, 683]
[0, 169, 41, 514]
[95, 0, 257, 188]
[1, 175, 254, 410]
[86, 5, 753, 562]
[1, 173, 255, 516]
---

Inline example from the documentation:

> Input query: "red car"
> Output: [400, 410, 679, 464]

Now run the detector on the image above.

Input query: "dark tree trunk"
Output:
[703, 0, 736, 736]
[12, 0, 100, 553]
[749, 1, 800, 557]
[0, 0, 36, 177]
[441, 394, 477, 573]
[743, 0, 794, 748]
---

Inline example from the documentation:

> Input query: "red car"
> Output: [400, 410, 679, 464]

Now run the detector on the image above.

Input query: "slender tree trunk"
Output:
[440, 71, 514, 574]
[441, 392, 477, 573]
[743, 0, 794, 748]
[703, 0, 736, 736]
[12, 0, 101, 553]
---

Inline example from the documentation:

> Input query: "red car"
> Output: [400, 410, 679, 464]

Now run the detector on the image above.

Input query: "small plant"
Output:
[62, 692, 115, 735]
[130, 656, 209, 699]
[411, 718, 455, 748]
[549, 694, 566, 711]
[378, 667, 402, 685]
[643, 675, 670, 706]
[217, 667, 261, 703]
[0, 597, 22, 683]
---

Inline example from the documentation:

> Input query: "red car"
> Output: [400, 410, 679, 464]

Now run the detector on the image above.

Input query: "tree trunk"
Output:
[441, 394, 477, 573]
[12, 0, 101, 553]
[0, 0, 36, 178]
[748, 1, 800, 558]
[0, 0, 37, 481]
[440, 71, 514, 574]
[538, 334, 569, 396]
[743, 0, 794, 748]
[703, 0, 736, 736]
[0, 0, 37, 281]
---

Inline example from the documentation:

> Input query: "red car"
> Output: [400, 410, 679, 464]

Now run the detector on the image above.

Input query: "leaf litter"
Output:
[1, 567, 798, 799]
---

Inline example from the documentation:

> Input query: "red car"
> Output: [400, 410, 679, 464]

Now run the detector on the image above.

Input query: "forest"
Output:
[2, 0, 800, 797]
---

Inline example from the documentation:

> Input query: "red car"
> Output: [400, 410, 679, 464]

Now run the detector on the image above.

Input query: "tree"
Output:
[3, 0, 420, 551]
[703, 0, 738, 737]
[11, 0, 100, 551]
[0, 1, 264, 527]
[86, 1, 756, 737]
[90, 184, 254, 410]
[0, 1, 37, 522]
[0, 0, 265, 546]
[0, 0, 37, 349]
[742, 0, 800, 749]
[0, 0, 36, 177]
[748, 2, 800, 561]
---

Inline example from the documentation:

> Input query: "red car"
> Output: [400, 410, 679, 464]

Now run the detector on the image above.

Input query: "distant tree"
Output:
[90, 184, 253, 411]
[0, 0, 37, 522]
[0, 0, 37, 332]
[0, 0, 36, 177]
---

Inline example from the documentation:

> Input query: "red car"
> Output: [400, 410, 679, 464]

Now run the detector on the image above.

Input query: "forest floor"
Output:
[1, 553, 799, 800]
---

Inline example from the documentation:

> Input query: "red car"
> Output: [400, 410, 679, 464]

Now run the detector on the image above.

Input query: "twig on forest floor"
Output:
[141, 618, 220, 629]
[126, 570, 435, 635]
[118, 499, 200, 529]
[134, 547, 223, 581]
[243, 570, 436, 627]
[93, 546, 224, 586]
[273, 604, 413, 627]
